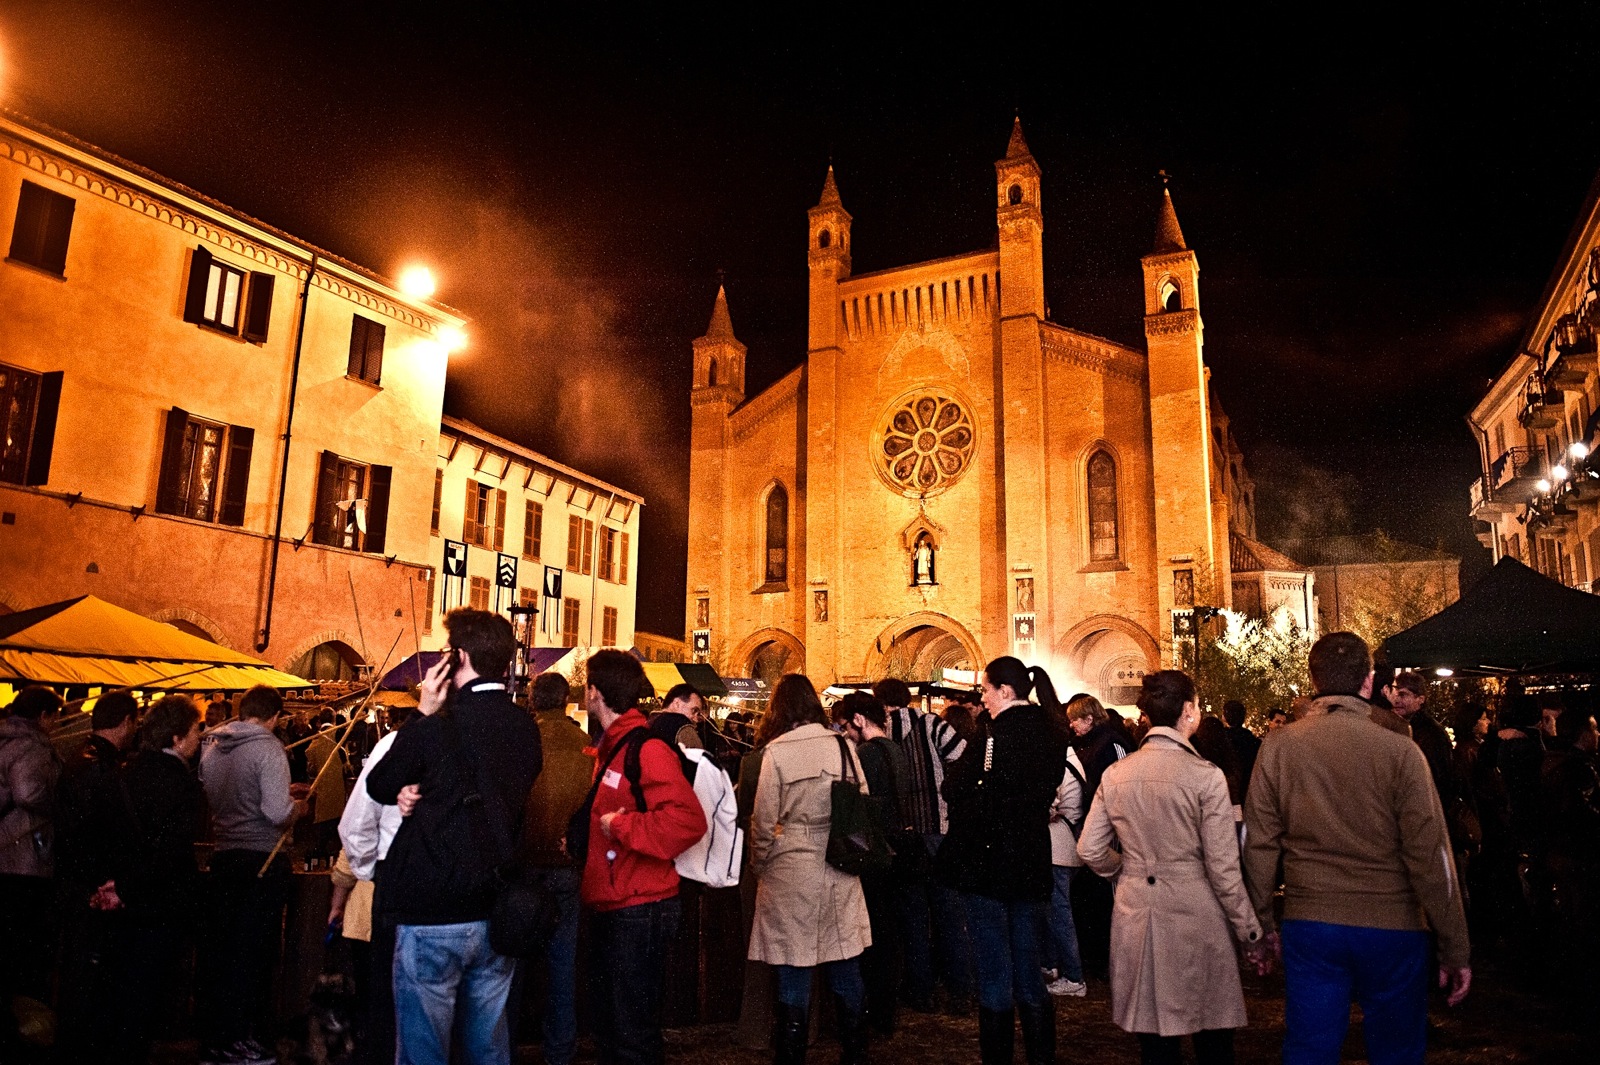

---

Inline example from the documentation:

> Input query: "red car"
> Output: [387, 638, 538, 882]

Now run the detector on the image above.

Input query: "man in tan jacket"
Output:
[1244, 632, 1469, 1065]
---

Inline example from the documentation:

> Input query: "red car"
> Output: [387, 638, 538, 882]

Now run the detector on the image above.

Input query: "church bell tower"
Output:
[685, 286, 745, 654]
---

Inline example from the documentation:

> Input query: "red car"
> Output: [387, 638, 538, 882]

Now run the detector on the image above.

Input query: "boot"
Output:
[774, 1001, 809, 1065]
[977, 1007, 1015, 1065]
[834, 993, 869, 1065]
[1017, 998, 1057, 1065]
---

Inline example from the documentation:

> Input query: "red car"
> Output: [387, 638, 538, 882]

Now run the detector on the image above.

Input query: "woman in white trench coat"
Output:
[1077, 670, 1274, 1065]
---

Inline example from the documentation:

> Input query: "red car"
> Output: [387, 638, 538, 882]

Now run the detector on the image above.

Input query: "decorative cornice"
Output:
[690, 384, 743, 409]
[1039, 324, 1145, 382]
[1144, 309, 1199, 338]
[1142, 250, 1196, 269]
[729, 367, 801, 440]
[0, 129, 446, 333]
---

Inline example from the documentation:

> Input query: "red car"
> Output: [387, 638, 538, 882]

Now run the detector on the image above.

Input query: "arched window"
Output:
[818, 229, 831, 249]
[765, 484, 788, 584]
[1008, 184, 1024, 205]
[1087, 450, 1119, 561]
[1160, 278, 1181, 312]
[707, 359, 718, 387]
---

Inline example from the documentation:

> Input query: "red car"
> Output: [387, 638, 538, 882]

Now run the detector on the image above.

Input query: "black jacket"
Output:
[56, 734, 129, 889]
[367, 682, 543, 925]
[114, 749, 206, 928]
[938, 703, 1066, 902]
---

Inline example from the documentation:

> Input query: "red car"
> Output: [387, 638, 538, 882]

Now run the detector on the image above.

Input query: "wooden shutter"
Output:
[183, 247, 212, 323]
[431, 468, 442, 534]
[155, 407, 190, 515]
[566, 514, 582, 569]
[463, 479, 480, 545]
[619, 531, 630, 585]
[530, 502, 543, 557]
[7, 182, 46, 264]
[219, 425, 254, 526]
[314, 450, 340, 545]
[347, 317, 367, 378]
[23, 371, 62, 487]
[365, 320, 386, 383]
[365, 465, 393, 554]
[582, 519, 594, 574]
[243, 272, 275, 343]
[492, 488, 506, 552]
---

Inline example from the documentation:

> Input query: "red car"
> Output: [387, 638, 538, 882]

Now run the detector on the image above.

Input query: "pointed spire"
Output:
[1153, 172, 1187, 253]
[817, 164, 841, 207]
[702, 284, 735, 341]
[1006, 115, 1031, 160]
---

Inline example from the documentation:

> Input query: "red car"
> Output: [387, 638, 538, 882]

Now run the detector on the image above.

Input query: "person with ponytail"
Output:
[937, 657, 1068, 1065]
[1076, 670, 1269, 1065]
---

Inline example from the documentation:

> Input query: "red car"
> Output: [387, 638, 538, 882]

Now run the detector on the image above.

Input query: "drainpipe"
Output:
[257, 254, 318, 652]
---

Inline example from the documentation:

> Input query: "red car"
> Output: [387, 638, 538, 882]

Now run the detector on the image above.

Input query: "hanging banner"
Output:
[496, 553, 518, 590]
[443, 539, 468, 578]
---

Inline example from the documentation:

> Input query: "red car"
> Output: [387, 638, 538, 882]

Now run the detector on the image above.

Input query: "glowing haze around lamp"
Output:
[1537, 478, 1552, 494]
[1572, 442, 1590, 461]
[398, 265, 437, 299]
[436, 325, 467, 354]
[1553, 464, 1569, 481]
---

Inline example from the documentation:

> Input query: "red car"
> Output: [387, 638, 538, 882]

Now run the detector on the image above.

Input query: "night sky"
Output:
[5, 4, 1600, 637]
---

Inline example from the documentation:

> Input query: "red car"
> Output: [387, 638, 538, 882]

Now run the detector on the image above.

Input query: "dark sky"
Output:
[5, 3, 1600, 636]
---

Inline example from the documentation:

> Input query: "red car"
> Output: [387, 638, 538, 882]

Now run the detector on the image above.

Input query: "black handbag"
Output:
[825, 736, 894, 877]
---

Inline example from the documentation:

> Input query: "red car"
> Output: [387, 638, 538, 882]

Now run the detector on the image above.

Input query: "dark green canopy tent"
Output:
[1379, 557, 1600, 674]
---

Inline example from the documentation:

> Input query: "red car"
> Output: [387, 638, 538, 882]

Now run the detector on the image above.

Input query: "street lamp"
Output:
[399, 265, 437, 299]
[1571, 441, 1590, 461]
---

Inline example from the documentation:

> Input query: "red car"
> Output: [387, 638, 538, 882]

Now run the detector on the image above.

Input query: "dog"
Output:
[276, 972, 358, 1065]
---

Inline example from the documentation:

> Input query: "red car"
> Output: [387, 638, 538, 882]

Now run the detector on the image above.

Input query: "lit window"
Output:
[765, 484, 788, 584]
[1088, 450, 1119, 561]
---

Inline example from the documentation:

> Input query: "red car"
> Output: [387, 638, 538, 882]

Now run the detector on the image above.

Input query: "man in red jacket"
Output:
[581, 650, 706, 1065]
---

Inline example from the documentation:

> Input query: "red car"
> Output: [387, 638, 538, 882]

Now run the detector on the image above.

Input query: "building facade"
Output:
[428, 417, 641, 654]
[685, 122, 1291, 702]
[0, 111, 463, 678]
[1280, 535, 1459, 639]
[1469, 172, 1600, 589]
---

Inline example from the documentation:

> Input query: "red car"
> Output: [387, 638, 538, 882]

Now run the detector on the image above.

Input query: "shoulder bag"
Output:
[825, 735, 894, 877]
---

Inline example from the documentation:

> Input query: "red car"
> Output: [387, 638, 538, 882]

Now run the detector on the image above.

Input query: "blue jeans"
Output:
[1043, 866, 1084, 982]
[587, 896, 680, 1065]
[393, 920, 515, 1065]
[964, 893, 1048, 1011]
[1281, 919, 1430, 1065]
[899, 833, 975, 1001]
[775, 959, 866, 1012]
[536, 867, 582, 1065]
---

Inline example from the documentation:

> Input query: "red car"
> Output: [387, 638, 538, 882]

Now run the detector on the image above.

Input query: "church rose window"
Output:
[876, 390, 976, 497]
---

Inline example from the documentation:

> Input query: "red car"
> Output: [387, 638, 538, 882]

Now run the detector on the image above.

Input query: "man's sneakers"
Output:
[1045, 974, 1088, 998]
[202, 1039, 276, 1065]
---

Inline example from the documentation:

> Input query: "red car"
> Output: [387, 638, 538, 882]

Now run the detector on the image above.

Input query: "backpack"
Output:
[1061, 755, 1090, 838]
[672, 747, 743, 888]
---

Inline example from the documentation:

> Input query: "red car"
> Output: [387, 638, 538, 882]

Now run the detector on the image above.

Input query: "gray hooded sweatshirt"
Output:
[200, 718, 296, 853]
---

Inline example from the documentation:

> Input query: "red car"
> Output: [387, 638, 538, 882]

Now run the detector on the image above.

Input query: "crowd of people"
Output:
[1, 608, 1597, 1065]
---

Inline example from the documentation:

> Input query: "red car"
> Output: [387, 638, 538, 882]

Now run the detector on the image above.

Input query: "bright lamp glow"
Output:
[436, 325, 467, 353]
[1571, 442, 1590, 461]
[1537, 478, 1552, 493]
[398, 266, 437, 299]
[1553, 464, 1569, 481]
[1435, 668, 1454, 678]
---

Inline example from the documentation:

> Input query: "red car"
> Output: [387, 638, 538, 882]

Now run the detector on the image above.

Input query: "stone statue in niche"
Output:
[814, 590, 828, 622]
[912, 533, 937, 586]
[1016, 577, 1034, 613]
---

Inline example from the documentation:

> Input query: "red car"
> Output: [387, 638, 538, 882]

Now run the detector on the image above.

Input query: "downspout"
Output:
[257, 254, 318, 652]
[588, 491, 617, 646]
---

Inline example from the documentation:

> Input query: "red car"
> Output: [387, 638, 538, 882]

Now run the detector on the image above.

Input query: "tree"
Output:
[1339, 530, 1455, 651]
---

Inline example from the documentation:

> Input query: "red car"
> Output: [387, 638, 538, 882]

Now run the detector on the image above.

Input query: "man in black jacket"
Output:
[367, 609, 542, 1065]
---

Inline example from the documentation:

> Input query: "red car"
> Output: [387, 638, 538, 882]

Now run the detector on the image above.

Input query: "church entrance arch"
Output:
[285, 639, 366, 682]
[863, 612, 983, 684]
[1057, 615, 1160, 712]
[732, 628, 805, 686]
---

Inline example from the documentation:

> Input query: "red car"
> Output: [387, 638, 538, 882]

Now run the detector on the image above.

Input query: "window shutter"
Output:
[155, 407, 190, 514]
[243, 272, 275, 343]
[366, 465, 393, 554]
[582, 519, 594, 574]
[365, 320, 386, 383]
[40, 193, 75, 276]
[23, 371, 63, 487]
[567, 515, 581, 569]
[183, 247, 212, 323]
[219, 425, 254, 526]
[314, 450, 340, 545]
[347, 317, 367, 378]
[431, 468, 442, 534]
[8, 182, 46, 264]
[463, 479, 480, 544]
[492, 488, 506, 552]
[620, 531, 630, 585]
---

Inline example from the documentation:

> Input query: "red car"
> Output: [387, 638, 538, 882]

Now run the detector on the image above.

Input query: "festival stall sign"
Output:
[721, 677, 769, 701]
[1381, 557, 1600, 675]
[0, 595, 312, 691]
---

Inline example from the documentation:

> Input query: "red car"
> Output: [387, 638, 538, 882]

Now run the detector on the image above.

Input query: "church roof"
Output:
[1230, 532, 1305, 574]
[817, 164, 842, 207]
[1005, 116, 1032, 160]
[701, 284, 736, 342]
[1276, 534, 1455, 568]
[1153, 187, 1187, 253]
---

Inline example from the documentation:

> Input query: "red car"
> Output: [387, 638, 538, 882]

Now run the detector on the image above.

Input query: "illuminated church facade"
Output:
[685, 121, 1304, 703]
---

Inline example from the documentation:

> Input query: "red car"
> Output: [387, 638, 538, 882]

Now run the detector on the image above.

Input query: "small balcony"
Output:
[1470, 475, 1513, 519]
[1521, 388, 1566, 429]
[1549, 348, 1598, 391]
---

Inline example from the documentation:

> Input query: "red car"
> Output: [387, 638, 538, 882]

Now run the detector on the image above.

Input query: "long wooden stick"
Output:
[256, 633, 400, 877]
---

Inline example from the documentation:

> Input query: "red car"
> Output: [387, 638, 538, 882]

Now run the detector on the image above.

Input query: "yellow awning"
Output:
[642, 662, 686, 698]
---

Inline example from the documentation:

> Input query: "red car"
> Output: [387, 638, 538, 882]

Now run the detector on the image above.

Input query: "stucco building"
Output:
[685, 121, 1295, 701]
[0, 110, 463, 678]
[1469, 169, 1600, 589]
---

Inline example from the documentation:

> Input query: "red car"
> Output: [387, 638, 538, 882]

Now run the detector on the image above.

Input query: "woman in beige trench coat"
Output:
[748, 675, 873, 1065]
[1077, 670, 1273, 1065]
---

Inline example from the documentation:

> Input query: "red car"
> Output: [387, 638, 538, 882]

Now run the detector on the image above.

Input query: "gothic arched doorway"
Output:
[286, 640, 365, 682]
[733, 628, 805, 686]
[1057, 615, 1160, 711]
[863, 612, 983, 683]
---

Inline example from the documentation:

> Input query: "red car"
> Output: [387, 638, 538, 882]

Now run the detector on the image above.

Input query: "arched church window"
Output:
[765, 485, 788, 584]
[1088, 450, 1119, 561]
[818, 228, 831, 249]
[707, 359, 718, 387]
[1160, 278, 1182, 312]
[1008, 184, 1024, 206]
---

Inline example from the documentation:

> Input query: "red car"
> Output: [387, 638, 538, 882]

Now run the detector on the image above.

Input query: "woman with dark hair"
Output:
[1189, 716, 1245, 813]
[938, 656, 1068, 1065]
[748, 675, 873, 1064]
[1077, 671, 1268, 1065]
[106, 695, 206, 1062]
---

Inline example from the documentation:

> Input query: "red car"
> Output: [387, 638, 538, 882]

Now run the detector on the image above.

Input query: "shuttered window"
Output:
[599, 527, 617, 582]
[602, 606, 618, 647]
[619, 532, 630, 585]
[567, 514, 583, 569]
[181, 246, 271, 339]
[523, 500, 543, 559]
[154, 408, 253, 525]
[462, 480, 502, 548]
[347, 315, 386, 384]
[310, 451, 391, 552]
[581, 519, 594, 575]
[0, 362, 62, 487]
[8, 181, 75, 276]
[561, 597, 581, 647]
[469, 576, 491, 611]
